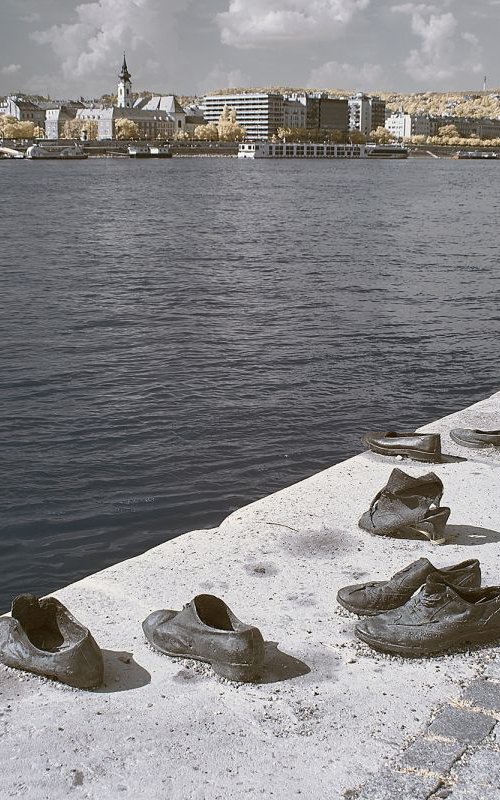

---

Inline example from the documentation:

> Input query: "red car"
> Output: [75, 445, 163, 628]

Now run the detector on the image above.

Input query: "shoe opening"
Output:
[194, 595, 235, 631]
[11, 595, 64, 651]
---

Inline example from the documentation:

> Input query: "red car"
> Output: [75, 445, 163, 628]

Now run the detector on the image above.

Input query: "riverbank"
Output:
[3, 139, 500, 159]
[1, 391, 499, 799]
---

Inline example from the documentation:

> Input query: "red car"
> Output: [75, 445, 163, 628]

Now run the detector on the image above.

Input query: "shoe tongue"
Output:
[425, 574, 450, 593]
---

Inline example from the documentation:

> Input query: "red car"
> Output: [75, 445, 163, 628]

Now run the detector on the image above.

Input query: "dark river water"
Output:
[0, 156, 498, 611]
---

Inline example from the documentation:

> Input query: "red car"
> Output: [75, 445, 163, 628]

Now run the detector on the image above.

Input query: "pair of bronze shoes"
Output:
[0, 593, 265, 688]
[337, 558, 500, 657]
[364, 427, 500, 459]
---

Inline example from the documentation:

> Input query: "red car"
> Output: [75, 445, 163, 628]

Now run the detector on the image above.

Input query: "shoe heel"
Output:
[211, 660, 262, 683]
[403, 507, 450, 545]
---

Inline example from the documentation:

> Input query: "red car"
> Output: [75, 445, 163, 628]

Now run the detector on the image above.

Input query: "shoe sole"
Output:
[449, 431, 498, 449]
[147, 641, 261, 682]
[363, 440, 440, 462]
[355, 625, 500, 657]
[358, 522, 446, 545]
[336, 593, 395, 616]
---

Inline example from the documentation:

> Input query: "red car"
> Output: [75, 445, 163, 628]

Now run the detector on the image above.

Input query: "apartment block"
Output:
[348, 93, 386, 136]
[385, 112, 432, 139]
[203, 93, 284, 140]
[307, 96, 349, 132]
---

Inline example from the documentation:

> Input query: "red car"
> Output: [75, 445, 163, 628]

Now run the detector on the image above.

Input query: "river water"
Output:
[0, 156, 498, 611]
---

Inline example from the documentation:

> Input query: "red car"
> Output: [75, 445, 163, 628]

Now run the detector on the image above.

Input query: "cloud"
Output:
[217, 0, 370, 48]
[20, 12, 41, 24]
[31, 0, 163, 80]
[308, 60, 385, 91]
[1, 64, 22, 75]
[393, 3, 483, 82]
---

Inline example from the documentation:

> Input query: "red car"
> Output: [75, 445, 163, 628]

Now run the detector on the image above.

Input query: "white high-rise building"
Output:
[203, 94, 284, 140]
[385, 112, 431, 139]
[348, 93, 386, 136]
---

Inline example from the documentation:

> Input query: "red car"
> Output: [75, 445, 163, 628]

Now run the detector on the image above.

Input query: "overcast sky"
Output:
[1, 0, 499, 98]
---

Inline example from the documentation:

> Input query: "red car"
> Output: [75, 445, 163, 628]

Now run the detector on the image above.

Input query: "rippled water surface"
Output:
[1, 156, 498, 610]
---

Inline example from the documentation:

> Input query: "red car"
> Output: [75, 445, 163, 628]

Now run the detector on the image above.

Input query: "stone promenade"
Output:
[1, 392, 499, 799]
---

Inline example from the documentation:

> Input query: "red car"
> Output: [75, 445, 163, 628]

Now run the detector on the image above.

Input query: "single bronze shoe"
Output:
[143, 594, 265, 682]
[336, 558, 481, 616]
[363, 431, 441, 462]
[450, 428, 500, 448]
[355, 575, 500, 656]
[0, 594, 104, 688]
[358, 468, 450, 544]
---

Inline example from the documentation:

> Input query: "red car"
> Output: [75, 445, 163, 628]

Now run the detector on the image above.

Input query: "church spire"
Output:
[119, 52, 131, 83]
[117, 52, 132, 108]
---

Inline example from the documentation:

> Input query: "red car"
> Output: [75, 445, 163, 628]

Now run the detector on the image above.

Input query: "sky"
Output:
[1, 0, 500, 98]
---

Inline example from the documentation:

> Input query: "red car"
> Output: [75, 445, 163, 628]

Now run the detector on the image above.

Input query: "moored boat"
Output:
[365, 144, 408, 159]
[128, 143, 172, 158]
[454, 150, 498, 160]
[26, 143, 88, 160]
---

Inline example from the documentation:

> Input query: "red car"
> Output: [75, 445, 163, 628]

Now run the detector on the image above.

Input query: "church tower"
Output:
[117, 53, 132, 108]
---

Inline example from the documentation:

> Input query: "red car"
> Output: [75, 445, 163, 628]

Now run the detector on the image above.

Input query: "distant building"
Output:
[348, 93, 386, 136]
[370, 97, 386, 131]
[184, 114, 205, 135]
[385, 111, 500, 140]
[134, 95, 186, 133]
[306, 96, 349, 133]
[441, 116, 500, 139]
[0, 95, 45, 127]
[281, 92, 349, 133]
[474, 117, 500, 138]
[385, 112, 431, 139]
[283, 96, 307, 129]
[76, 106, 175, 140]
[203, 93, 284, 140]
[45, 103, 84, 139]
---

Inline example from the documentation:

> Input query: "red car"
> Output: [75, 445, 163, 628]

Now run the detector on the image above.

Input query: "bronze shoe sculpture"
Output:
[143, 594, 265, 682]
[0, 594, 104, 688]
[358, 468, 450, 544]
[450, 428, 500, 448]
[363, 431, 441, 462]
[355, 575, 500, 656]
[336, 558, 481, 616]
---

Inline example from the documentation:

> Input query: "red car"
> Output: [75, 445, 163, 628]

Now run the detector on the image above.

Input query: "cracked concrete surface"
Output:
[1, 391, 499, 799]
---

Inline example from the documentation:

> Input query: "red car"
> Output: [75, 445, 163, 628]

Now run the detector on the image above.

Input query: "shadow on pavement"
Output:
[258, 641, 310, 684]
[96, 650, 151, 693]
[444, 525, 500, 546]
[439, 454, 467, 463]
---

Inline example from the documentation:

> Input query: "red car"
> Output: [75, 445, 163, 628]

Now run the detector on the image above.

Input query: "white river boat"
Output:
[128, 144, 172, 158]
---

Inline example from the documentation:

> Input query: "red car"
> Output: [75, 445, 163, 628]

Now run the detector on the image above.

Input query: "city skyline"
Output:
[1, 1, 500, 98]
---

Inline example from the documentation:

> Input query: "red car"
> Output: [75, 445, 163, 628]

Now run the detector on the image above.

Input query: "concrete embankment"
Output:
[1, 392, 500, 799]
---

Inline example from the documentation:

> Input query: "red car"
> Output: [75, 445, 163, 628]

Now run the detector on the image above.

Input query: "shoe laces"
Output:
[419, 585, 446, 608]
